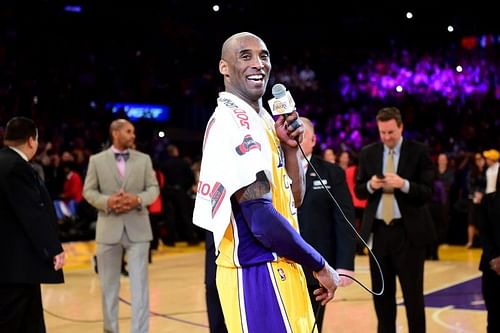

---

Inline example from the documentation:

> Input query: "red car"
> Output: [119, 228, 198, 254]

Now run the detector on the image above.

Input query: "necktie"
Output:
[382, 149, 395, 224]
[114, 152, 130, 161]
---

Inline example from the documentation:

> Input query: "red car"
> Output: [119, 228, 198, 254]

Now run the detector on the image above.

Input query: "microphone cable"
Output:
[295, 143, 385, 333]
[297, 143, 384, 296]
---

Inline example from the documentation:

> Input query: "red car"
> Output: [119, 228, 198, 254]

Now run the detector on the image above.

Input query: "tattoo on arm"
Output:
[235, 171, 271, 203]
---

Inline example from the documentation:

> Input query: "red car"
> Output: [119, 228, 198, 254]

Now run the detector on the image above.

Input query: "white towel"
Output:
[192, 92, 275, 252]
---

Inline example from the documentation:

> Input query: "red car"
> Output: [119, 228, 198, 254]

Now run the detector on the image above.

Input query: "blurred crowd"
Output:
[0, 4, 499, 251]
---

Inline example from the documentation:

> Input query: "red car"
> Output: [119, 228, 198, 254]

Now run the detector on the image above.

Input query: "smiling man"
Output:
[193, 32, 340, 333]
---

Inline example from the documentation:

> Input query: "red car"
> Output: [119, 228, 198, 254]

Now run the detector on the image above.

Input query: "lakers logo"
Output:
[272, 100, 287, 115]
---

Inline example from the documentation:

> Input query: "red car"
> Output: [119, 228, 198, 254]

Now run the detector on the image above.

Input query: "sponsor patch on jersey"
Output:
[235, 134, 261, 155]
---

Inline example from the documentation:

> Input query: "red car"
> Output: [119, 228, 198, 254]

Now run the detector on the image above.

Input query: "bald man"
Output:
[193, 32, 340, 333]
[297, 117, 356, 332]
[83, 119, 159, 333]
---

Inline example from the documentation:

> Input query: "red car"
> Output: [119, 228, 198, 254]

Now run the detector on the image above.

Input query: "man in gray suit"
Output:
[83, 119, 159, 333]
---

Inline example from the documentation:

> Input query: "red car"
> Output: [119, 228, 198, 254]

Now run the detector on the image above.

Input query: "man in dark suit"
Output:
[298, 117, 356, 332]
[355, 107, 434, 333]
[0, 116, 65, 332]
[479, 149, 500, 333]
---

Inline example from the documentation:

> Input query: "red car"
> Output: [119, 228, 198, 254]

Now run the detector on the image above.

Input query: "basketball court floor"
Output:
[43, 242, 486, 332]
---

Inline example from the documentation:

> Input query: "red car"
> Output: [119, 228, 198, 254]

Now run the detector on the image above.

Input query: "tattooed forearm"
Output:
[234, 171, 271, 203]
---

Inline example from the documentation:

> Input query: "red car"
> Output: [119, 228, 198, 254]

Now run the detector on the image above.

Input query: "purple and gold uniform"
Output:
[193, 92, 322, 332]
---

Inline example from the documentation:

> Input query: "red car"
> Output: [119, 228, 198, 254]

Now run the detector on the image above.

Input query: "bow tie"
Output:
[114, 152, 130, 161]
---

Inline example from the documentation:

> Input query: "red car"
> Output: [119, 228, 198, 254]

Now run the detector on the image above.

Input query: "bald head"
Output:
[221, 32, 263, 60]
[301, 117, 315, 135]
[109, 119, 132, 136]
[109, 119, 135, 149]
[300, 117, 316, 157]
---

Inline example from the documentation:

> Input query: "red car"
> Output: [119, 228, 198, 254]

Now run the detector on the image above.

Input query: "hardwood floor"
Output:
[43, 243, 486, 332]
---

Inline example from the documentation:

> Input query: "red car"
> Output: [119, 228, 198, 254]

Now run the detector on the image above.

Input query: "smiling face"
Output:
[219, 32, 271, 110]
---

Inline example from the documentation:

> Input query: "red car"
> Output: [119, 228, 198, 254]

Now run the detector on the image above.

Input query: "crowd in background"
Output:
[0, 124, 495, 253]
[0, 3, 499, 251]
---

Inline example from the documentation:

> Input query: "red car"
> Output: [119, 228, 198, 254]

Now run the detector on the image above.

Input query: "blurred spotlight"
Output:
[447, 25, 454, 32]
[158, 130, 166, 138]
[456, 65, 463, 73]
[90, 101, 97, 109]
[33, 96, 38, 104]
[64, 5, 82, 13]
[461, 36, 478, 50]
[212, 4, 220, 12]
[395, 85, 403, 93]
[406, 12, 413, 19]
[136, 50, 142, 57]
[480, 34, 495, 48]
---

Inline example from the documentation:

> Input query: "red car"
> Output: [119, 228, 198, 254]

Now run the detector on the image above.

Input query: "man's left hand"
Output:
[489, 256, 500, 275]
[383, 172, 405, 190]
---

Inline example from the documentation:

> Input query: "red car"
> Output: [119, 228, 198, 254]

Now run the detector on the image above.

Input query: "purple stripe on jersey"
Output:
[242, 263, 288, 333]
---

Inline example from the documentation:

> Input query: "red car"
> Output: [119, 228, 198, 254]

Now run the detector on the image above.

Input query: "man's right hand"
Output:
[313, 263, 339, 305]
[107, 191, 125, 213]
[369, 175, 386, 190]
[53, 252, 65, 271]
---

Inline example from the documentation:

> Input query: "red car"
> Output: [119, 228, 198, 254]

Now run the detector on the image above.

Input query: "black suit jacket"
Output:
[0, 147, 64, 284]
[354, 140, 435, 247]
[479, 190, 500, 271]
[297, 156, 356, 286]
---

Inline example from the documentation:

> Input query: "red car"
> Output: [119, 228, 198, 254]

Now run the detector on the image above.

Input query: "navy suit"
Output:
[298, 156, 356, 331]
[0, 147, 64, 332]
[479, 178, 500, 333]
[355, 140, 435, 333]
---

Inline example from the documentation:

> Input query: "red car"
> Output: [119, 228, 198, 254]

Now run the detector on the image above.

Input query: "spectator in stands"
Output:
[344, 153, 368, 255]
[322, 147, 336, 164]
[147, 161, 165, 262]
[466, 152, 486, 248]
[161, 143, 198, 245]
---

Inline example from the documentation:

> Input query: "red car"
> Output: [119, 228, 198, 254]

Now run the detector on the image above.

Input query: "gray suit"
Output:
[84, 148, 159, 333]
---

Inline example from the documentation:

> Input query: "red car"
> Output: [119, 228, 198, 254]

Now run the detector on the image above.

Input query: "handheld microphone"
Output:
[268, 83, 301, 130]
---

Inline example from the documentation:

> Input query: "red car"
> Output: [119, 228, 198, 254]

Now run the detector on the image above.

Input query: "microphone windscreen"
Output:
[272, 83, 287, 98]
